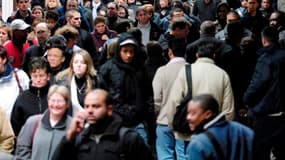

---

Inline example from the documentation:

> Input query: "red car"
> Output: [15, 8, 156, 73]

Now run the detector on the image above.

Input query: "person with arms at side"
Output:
[99, 33, 154, 144]
[152, 38, 187, 160]
[166, 40, 234, 160]
[243, 26, 285, 160]
[0, 46, 29, 118]
[52, 89, 152, 160]
[16, 85, 72, 160]
[56, 49, 103, 116]
[11, 57, 51, 136]
[186, 94, 254, 160]
[22, 22, 51, 74]
[4, 19, 33, 68]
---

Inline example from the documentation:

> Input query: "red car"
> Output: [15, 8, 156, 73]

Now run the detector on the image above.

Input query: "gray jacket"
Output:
[16, 111, 72, 160]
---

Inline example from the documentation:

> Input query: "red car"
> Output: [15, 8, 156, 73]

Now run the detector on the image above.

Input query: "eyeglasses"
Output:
[49, 98, 66, 104]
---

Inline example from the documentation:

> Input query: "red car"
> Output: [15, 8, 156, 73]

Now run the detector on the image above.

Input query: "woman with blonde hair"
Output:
[16, 85, 72, 160]
[0, 24, 12, 46]
[45, 0, 62, 11]
[56, 49, 103, 115]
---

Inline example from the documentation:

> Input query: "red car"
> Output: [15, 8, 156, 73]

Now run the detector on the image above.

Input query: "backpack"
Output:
[172, 64, 192, 134]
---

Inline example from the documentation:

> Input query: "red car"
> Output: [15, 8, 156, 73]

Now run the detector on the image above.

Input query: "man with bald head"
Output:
[53, 89, 152, 160]
[22, 22, 51, 74]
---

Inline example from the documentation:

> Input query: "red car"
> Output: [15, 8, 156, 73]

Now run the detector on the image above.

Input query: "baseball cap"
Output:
[10, 19, 30, 30]
[119, 39, 137, 47]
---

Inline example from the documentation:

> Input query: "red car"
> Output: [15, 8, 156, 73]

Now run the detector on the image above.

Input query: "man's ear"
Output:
[196, 53, 199, 58]
[168, 48, 174, 59]
[107, 104, 113, 116]
[204, 110, 213, 119]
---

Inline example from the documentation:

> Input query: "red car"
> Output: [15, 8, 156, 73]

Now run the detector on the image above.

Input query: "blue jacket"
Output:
[187, 115, 254, 160]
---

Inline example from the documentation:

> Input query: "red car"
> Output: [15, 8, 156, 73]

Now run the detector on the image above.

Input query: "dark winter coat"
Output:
[10, 83, 49, 136]
[52, 114, 152, 160]
[99, 33, 153, 127]
[244, 44, 285, 117]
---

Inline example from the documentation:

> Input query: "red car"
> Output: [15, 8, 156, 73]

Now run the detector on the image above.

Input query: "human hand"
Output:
[66, 111, 88, 141]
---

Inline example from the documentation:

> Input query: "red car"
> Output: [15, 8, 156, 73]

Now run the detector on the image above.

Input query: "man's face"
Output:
[136, 11, 150, 25]
[13, 29, 28, 42]
[261, 0, 270, 9]
[66, 0, 78, 10]
[120, 44, 135, 63]
[173, 25, 189, 38]
[226, 14, 239, 24]
[47, 48, 65, 69]
[84, 92, 112, 124]
[68, 12, 81, 28]
[107, 4, 117, 17]
[35, 24, 50, 46]
[269, 12, 280, 29]
[247, 0, 259, 13]
[186, 101, 212, 131]
[30, 69, 50, 88]
[17, 0, 29, 11]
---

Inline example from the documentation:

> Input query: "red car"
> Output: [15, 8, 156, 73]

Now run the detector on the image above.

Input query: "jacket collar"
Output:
[195, 57, 215, 64]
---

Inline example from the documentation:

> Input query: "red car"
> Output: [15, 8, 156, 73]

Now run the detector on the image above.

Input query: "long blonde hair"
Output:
[56, 49, 97, 93]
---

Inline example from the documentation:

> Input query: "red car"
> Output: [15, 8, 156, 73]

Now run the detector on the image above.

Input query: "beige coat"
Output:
[166, 58, 234, 140]
[0, 106, 15, 153]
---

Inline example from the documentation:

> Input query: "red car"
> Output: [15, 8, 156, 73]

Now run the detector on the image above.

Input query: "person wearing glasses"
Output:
[16, 85, 72, 160]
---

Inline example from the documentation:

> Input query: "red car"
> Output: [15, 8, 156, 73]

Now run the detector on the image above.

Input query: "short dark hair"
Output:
[200, 20, 216, 35]
[0, 46, 7, 60]
[46, 10, 59, 21]
[28, 57, 51, 74]
[197, 40, 216, 58]
[168, 37, 186, 57]
[170, 17, 190, 31]
[46, 35, 67, 52]
[190, 94, 219, 115]
[146, 41, 163, 57]
[262, 26, 279, 44]
[169, 7, 183, 18]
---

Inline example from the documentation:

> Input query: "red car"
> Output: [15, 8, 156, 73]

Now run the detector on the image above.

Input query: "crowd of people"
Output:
[0, 0, 285, 159]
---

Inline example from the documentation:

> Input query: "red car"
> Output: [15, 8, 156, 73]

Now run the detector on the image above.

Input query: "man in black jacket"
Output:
[52, 89, 152, 160]
[99, 33, 155, 144]
[243, 26, 285, 160]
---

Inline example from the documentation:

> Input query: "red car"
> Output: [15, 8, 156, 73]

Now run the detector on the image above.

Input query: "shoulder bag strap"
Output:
[14, 70, 23, 93]
[185, 64, 192, 97]
[204, 131, 226, 160]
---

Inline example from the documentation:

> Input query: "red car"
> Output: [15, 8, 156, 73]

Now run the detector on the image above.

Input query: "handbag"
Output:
[172, 64, 192, 134]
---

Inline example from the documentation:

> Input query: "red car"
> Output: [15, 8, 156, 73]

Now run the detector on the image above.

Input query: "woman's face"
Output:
[0, 28, 9, 44]
[72, 54, 87, 78]
[32, 8, 43, 18]
[47, 48, 65, 69]
[95, 22, 106, 34]
[48, 0, 57, 9]
[30, 69, 50, 88]
[48, 93, 68, 117]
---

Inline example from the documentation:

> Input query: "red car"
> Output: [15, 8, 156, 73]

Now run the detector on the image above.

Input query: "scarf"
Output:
[70, 75, 84, 115]
[0, 63, 14, 83]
